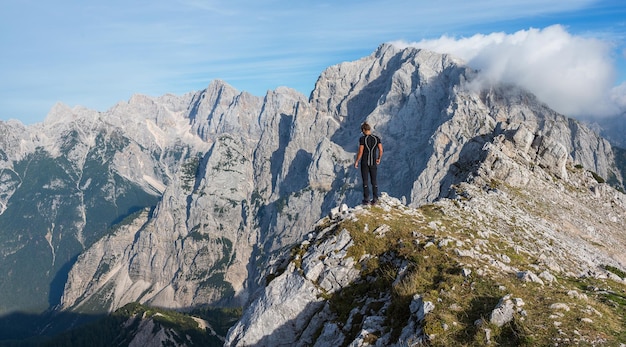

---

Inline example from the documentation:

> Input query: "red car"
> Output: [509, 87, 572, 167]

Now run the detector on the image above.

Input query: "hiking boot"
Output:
[370, 199, 378, 205]
[362, 200, 370, 206]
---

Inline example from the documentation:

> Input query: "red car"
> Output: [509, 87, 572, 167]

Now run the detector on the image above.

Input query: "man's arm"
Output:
[355, 145, 364, 168]
[376, 143, 383, 165]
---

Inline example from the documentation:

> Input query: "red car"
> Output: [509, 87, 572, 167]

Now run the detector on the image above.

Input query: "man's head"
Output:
[361, 122, 371, 133]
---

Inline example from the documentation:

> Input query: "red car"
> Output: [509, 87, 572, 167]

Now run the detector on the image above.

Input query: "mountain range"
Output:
[0, 43, 624, 345]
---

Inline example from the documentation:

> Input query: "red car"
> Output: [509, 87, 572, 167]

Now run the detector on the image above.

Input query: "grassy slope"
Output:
[292, 168, 626, 346]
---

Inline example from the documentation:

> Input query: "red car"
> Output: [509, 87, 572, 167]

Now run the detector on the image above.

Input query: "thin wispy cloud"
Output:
[0, 0, 624, 124]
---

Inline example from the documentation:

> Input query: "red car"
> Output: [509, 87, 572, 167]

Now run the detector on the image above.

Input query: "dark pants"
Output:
[360, 163, 378, 201]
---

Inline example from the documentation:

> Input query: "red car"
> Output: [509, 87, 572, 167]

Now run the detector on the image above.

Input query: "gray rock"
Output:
[411, 295, 435, 322]
[226, 265, 325, 346]
[517, 270, 545, 285]
[489, 294, 516, 327]
[1, 42, 624, 345]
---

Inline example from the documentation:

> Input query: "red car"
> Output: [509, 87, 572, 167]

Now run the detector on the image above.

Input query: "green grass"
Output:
[318, 203, 626, 346]
[605, 265, 626, 279]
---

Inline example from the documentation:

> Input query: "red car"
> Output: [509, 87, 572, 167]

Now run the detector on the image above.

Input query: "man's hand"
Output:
[354, 161, 359, 168]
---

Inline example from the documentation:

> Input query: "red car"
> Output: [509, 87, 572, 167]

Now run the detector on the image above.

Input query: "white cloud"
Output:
[393, 25, 623, 118]
[612, 82, 626, 110]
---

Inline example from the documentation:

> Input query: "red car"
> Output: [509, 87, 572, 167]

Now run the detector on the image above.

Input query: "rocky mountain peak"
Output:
[0, 44, 624, 344]
[227, 142, 626, 345]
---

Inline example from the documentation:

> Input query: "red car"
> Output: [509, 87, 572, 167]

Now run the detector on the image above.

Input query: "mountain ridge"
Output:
[0, 43, 624, 344]
[226, 125, 626, 344]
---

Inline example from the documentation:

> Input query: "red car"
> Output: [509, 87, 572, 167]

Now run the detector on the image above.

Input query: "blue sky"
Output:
[1, 0, 625, 124]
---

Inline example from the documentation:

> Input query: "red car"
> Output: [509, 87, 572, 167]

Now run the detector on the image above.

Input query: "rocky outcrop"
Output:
[47, 42, 626, 317]
[1, 43, 623, 325]
[226, 134, 626, 345]
[311, 44, 622, 205]
[225, 71, 626, 343]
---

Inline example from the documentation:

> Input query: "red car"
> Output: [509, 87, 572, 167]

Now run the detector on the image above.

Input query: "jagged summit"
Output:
[227, 142, 626, 345]
[0, 44, 624, 344]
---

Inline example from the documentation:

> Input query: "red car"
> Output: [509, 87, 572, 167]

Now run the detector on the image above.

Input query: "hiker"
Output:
[354, 122, 383, 205]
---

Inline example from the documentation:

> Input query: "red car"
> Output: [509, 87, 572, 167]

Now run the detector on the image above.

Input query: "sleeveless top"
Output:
[359, 134, 381, 166]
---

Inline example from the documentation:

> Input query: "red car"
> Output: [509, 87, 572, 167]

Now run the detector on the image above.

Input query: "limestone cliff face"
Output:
[0, 95, 206, 314]
[60, 44, 623, 315]
[311, 44, 621, 204]
[226, 129, 626, 346]
[1, 43, 617, 317]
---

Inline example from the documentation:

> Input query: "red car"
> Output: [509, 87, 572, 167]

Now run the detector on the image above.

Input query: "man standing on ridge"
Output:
[354, 122, 383, 205]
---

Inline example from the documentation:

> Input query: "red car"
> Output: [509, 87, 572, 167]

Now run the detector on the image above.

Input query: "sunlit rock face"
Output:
[0, 44, 622, 324]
